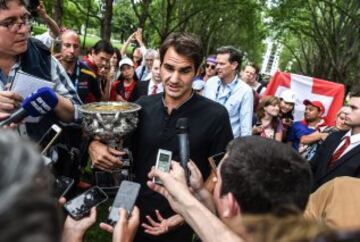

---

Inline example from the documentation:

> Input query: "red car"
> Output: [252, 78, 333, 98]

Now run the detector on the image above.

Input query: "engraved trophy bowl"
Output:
[79, 101, 141, 149]
[79, 102, 141, 190]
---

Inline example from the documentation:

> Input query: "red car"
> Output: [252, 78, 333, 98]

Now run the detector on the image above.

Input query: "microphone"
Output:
[0, 87, 58, 127]
[176, 117, 190, 183]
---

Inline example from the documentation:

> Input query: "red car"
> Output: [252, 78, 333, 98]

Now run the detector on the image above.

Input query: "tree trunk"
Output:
[53, 0, 63, 27]
[101, 0, 113, 41]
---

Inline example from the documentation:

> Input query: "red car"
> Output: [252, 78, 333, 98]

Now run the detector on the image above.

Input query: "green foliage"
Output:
[267, 0, 360, 86]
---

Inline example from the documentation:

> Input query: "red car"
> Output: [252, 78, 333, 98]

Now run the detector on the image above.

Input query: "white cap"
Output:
[119, 58, 134, 68]
[192, 80, 205, 91]
[279, 90, 296, 103]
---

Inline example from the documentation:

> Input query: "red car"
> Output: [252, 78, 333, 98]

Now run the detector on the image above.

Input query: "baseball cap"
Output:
[279, 90, 296, 103]
[303, 99, 325, 113]
[119, 58, 134, 68]
[206, 55, 216, 65]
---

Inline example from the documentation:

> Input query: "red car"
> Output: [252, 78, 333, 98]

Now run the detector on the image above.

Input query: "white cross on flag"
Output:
[263, 71, 345, 125]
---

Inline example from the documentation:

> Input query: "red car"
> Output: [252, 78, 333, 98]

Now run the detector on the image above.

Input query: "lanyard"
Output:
[74, 61, 80, 91]
[215, 79, 238, 105]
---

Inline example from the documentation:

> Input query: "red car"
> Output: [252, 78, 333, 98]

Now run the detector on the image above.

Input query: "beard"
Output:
[62, 55, 76, 63]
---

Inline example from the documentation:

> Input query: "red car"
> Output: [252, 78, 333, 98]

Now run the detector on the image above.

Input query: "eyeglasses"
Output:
[206, 64, 216, 70]
[0, 15, 32, 33]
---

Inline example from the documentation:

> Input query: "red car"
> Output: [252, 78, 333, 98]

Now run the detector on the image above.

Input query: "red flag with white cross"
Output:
[264, 71, 345, 125]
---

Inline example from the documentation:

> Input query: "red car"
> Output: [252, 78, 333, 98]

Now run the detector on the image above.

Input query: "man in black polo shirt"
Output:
[89, 33, 233, 242]
[60, 30, 101, 103]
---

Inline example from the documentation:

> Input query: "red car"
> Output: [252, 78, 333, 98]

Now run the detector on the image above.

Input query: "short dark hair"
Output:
[160, 32, 203, 72]
[216, 46, 243, 70]
[244, 62, 260, 75]
[0, 0, 25, 9]
[220, 136, 312, 216]
[0, 130, 61, 242]
[350, 85, 360, 98]
[92, 40, 114, 55]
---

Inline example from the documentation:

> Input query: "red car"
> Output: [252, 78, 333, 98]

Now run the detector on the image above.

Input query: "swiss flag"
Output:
[264, 71, 345, 126]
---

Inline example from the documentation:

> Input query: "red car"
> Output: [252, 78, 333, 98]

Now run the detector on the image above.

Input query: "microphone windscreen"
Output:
[22, 87, 59, 117]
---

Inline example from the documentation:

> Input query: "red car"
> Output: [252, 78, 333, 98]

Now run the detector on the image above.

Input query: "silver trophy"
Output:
[79, 102, 141, 190]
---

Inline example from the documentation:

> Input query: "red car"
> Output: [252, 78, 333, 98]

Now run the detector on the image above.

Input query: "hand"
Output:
[142, 211, 183, 236]
[0, 90, 22, 113]
[282, 118, 293, 127]
[147, 161, 193, 214]
[320, 132, 329, 141]
[126, 33, 135, 42]
[36, 1, 48, 19]
[252, 125, 264, 135]
[134, 30, 143, 43]
[88, 140, 125, 171]
[188, 160, 204, 192]
[100, 207, 140, 242]
[62, 207, 97, 242]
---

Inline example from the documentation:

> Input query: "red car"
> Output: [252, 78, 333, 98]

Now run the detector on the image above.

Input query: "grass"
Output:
[84, 200, 113, 242]
[32, 25, 122, 49]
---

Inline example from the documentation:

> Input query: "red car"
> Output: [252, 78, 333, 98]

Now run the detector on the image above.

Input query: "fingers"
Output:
[145, 215, 159, 227]
[99, 222, 114, 234]
[155, 210, 164, 222]
[58, 197, 66, 207]
[0, 91, 23, 111]
[129, 206, 140, 228]
[188, 160, 201, 177]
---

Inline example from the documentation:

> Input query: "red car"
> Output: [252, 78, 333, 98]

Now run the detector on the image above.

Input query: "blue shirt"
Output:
[287, 121, 316, 151]
[204, 75, 254, 137]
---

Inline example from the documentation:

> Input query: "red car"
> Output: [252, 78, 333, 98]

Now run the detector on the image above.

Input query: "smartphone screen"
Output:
[55, 176, 74, 198]
[38, 124, 62, 154]
[107, 181, 141, 225]
[154, 149, 172, 184]
[64, 186, 108, 220]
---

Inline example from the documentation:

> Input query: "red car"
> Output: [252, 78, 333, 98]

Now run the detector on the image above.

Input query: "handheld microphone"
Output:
[176, 117, 190, 183]
[0, 87, 58, 127]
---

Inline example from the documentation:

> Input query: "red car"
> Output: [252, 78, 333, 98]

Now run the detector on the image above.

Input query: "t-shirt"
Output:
[132, 93, 233, 242]
[287, 121, 315, 151]
[260, 119, 284, 139]
[67, 61, 101, 103]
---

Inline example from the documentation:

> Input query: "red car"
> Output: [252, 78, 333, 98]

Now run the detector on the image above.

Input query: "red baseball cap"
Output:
[303, 99, 325, 113]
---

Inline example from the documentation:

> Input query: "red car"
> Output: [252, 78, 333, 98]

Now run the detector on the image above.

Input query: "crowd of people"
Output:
[1, 0, 360, 242]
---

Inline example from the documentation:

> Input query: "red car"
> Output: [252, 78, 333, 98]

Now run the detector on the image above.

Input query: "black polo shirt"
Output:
[132, 93, 233, 242]
[67, 61, 101, 103]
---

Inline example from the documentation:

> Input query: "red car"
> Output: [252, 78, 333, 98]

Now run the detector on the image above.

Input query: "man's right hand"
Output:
[88, 140, 125, 171]
[0, 90, 23, 114]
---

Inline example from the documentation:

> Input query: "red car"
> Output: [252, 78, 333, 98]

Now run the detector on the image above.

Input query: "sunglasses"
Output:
[206, 64, 216, 70]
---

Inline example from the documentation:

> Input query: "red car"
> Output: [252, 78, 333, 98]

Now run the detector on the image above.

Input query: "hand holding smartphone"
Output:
[107, 181, 141, 225]
[153, 149, 172, 185]
[64, 186, 108, 220]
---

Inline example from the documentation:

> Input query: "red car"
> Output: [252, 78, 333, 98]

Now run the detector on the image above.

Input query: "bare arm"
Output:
[300, 131, 328, 145]
[147, 163, 244, 242]
[54, 94, 75, 122]
[120, 33, 135, 57]
[37, 1, 60, 38]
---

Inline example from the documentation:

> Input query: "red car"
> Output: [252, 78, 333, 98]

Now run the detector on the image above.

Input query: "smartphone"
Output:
[64, 186, 108, 220]
[38, 124, 62, 155]
[51, 39, 62, 55]
[28, 0, 40, 16]
[107, 181, 141, 225]
[55, 176, 74, 198]
[153, 149, 172, 184]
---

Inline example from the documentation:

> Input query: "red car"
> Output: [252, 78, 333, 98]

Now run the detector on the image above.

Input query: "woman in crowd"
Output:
[252, 96, 284, 141]
[110, 47, 122, 81]
[97, 62, 112, 101]
[110, 58, 139, 102]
